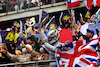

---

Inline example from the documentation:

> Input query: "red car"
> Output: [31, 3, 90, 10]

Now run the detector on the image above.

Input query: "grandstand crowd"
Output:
[0, 0, 65, 13]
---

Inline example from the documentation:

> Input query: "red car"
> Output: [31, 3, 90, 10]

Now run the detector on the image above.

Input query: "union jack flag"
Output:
[56, 38, 99, 67]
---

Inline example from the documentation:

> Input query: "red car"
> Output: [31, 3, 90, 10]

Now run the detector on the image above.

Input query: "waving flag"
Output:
[45, 16, 56, 29]
[85, 10, 91, 19]
[80, 23, 98, 39]
[61, 14, 70, 22]
[93, 0, 100, 7]
[33, 23, 40, 27]
[0, 30, 24, 47]
[56, 38, 99, 67]
[39, 9, 49, 25]
[71, 9, 75, 24]
[77, 21, 81, 26]
[66, 0, 80, 8]
[83, 0, 92, 10]
[59, 29, 73, 43]
[92, 9, 100, 24]
[96, 23, 100, 32]
[79, 13, 83, 23]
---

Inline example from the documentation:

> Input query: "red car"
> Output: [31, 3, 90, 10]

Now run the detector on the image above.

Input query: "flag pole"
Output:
[20, 20, 23, 33]
[59, 12, 63, 20]
[45, 16, 55, 29]
[39, 9, 42, 23]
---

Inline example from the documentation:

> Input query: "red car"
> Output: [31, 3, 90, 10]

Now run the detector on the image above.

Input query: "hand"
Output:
[38, 24, 41, 30]
[83, 21, 85, 24]
[0, 45, 3, 49]
[59, 19, 62, 25]
[2, 49, 7, 54]
[39, 38, 45, 43]
[21, 41, 25, 47]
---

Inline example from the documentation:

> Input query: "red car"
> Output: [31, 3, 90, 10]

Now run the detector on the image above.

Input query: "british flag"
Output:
[56, 38, 99, 67]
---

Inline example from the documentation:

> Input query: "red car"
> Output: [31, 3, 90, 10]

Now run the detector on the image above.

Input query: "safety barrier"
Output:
[0, 60, 56, 67]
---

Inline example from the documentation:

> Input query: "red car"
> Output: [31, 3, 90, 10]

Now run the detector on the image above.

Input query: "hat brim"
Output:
[87, 29, 94, 34]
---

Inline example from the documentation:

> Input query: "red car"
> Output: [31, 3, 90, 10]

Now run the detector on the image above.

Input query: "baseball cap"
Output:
[87, 29, 94, 35]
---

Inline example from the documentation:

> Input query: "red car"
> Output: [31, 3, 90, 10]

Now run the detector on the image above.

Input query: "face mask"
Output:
[39, 47, 44, 53]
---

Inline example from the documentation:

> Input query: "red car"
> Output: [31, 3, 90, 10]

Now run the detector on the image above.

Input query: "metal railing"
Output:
[0, 60, 56, 67]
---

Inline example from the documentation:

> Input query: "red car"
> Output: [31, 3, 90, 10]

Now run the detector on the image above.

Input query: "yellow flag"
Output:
[0, 52, 2, 57]
[63, 15, 69, 21]
[17, 50, 22, 55]
[42, 16, 47, 22]
[85, 11, 90, 18]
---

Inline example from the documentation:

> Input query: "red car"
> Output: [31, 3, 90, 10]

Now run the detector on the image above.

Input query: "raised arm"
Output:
[0, 47, 18, 62]
[21, 41, 41, 57]
[6, 51, 18, 61]
[44, 42, 56, 52]
[38, 25, 47, 41]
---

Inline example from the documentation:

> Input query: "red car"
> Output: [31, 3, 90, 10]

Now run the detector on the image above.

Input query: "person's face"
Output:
[10, 44, 15, 50]
[29, 30, 32, 35]
[27, 39, 32, 44]
[87, 32, 93, 38]
[65, 23, 69, 27]
[15, 27, 18, 30]
[87, 19, 91, 23]
[78, 36, 84, 41]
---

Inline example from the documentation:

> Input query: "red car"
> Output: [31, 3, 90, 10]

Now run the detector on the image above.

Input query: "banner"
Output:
[39, 10, 49, 25]
[92, 11, 100, 24]
[0, 31, 24, 47]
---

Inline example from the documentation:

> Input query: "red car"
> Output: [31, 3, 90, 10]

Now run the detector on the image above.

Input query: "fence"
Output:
[0, 60, 56, 67]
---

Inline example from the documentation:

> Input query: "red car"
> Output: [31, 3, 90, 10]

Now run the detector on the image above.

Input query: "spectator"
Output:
[23, 0, 27, 9]
[38, 26, 60, 67]
[31, 0, 35, 7]
[19, 0, 24, 9]
[0, 44, 40, 67]
[0, 2, 3, 13]
[46, 0, 51, 4]
[74, 24, 94, 41]
[21, 42, 49, 61]
[2, 2, 6, 13]
[26, 36, 40, 52]
[41, 0, 46, 5]
[26, 0, 30, 7]
[87, 18, 91, 23]
[34, 45, 49, 61]
[14, 3, 19, 11]
[0, 43, 16, 67]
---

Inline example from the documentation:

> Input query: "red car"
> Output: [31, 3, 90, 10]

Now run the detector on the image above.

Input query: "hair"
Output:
[27, 37, 33, 41]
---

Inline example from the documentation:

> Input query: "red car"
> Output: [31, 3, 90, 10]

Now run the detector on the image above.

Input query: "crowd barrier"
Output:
[0, 60, 56, 67]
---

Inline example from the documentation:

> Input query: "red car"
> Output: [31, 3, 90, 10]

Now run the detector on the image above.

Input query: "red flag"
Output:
[67, 0, 80, 8]
[83, 0, 92, 10]
[59, 29, 73, 43]
[93, 0, 100, 7]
